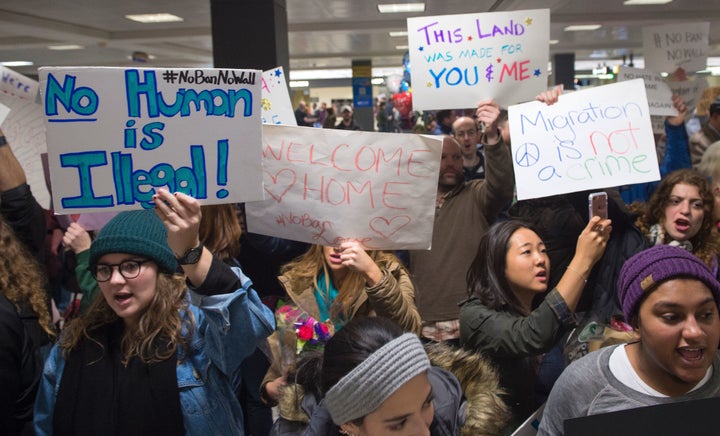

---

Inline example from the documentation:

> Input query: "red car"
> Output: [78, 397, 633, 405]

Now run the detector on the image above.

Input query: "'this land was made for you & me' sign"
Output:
[509, 79, 660, 200]
[245, 126, 442, 250]
[39, 67, 264, 214]
[407, 9, 549, 110]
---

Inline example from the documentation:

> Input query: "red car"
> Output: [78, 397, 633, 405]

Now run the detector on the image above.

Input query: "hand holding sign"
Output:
[667, 94, 687, 127]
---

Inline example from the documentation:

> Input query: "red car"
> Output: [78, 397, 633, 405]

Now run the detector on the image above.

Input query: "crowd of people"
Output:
[3, 80, 720, 436]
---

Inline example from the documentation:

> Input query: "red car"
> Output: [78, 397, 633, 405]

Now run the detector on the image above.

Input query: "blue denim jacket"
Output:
[34, 267, 275, 435]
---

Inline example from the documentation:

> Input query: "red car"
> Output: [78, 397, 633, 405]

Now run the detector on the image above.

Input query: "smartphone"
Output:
[588, 192, 608, 220]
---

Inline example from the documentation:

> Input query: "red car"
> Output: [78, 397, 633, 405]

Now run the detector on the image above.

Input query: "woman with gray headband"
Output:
[270, 316, 509, 435]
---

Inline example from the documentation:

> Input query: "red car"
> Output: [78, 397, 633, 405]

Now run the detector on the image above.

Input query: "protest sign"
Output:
[650, 116, 666, 135]
[262, 67, 297, 126]
[668, 76, 707, 112]
[0, 66, 51, 209]
[642, 22, 709, 73]
[696, 86, 720, 116]
[39, 67, 264, 214]
[509, 79, 659, 200]
[407, 9, 549, 110]
[617, 66, 676, 117]
[244, 125, 442, 250]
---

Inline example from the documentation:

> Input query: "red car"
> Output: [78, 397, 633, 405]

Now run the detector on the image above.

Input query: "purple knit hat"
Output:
[617, 245, 720, 321]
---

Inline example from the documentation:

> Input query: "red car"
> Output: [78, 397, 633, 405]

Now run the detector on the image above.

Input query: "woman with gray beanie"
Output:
[34, 189, 275, 435]
[539, 244, 720, 435]
[271, 316, 510, 435]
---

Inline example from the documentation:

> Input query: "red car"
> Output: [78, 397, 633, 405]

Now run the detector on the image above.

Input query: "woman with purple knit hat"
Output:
[539, 244, 720, 435]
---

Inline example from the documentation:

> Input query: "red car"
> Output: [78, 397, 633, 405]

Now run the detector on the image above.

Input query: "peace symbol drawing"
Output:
[514, 142, 540, 167]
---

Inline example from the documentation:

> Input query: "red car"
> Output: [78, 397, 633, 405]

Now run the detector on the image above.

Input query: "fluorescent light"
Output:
[395, 45, 409, 50]
[378, 3, 425, 13]
[624, 0, 672, 4]
[564, 24, 602, 31]
[48, 44, 85, 50]
[125, 13, 184, 23]
[289, 80, 309, 88]
[549, 40, 559, 45]
[389, 31, 408, 37]
[1, 61, 33, 67]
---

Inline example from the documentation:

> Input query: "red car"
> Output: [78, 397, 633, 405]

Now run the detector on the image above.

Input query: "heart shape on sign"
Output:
[369, 215, 412, 239]
[264, 169, 297, 203]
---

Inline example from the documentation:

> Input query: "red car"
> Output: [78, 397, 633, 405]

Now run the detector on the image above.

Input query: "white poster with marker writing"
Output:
[0, 66, 51, 209]
[509, 79, 660, 200]
[642, 22, 709, 73]
[617, 66, 676, 117]
[668, 76, 708, 112]
[407, 9, 549, 110]
[244, 125, 442, 250]
[39, 67, 264, 214]
[261, 67, 297, 126]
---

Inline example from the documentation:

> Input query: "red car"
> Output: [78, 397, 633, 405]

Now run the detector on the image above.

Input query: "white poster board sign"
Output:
[509, 79, 660, 200]
[642, 22, 710, 73]
[617, 67, 676, 116]
[245, 125, 442, 249]
[407, 9, 549, 110]
[262, 67, 297, 126]
[0, 66, 51, 209]
[39, 67, 264, 214]
[668, 76, 708, 112]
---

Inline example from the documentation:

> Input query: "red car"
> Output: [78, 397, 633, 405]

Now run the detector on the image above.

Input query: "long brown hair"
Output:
[633, 169, 720, 267]
[0, 218, 56, 337]
[59, 272, 194, 364]
[280, 245, 403, 320]
[199, 204, 242, 262]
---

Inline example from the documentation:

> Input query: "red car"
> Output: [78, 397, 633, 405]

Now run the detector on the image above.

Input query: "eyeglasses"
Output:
[91, 260, 152, 282]
[453, 129, 477, 138]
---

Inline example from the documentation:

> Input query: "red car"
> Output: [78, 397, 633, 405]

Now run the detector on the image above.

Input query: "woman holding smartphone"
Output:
[459, 216, 611, 427]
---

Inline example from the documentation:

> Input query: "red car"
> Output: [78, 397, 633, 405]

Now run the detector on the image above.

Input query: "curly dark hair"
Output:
[0, 217, 55, 338]
[633, 168, 720, 268]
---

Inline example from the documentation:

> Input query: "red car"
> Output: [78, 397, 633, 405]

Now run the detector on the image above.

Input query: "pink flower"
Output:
[297, 324, 313, 341]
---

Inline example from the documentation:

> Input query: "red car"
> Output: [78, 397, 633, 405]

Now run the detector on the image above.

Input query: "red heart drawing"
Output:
[264, 169, 297, 203]
[369, 215, 412, 239]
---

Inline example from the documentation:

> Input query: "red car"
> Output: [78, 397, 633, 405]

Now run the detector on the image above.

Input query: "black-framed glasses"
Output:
[91, 259, 153, 282]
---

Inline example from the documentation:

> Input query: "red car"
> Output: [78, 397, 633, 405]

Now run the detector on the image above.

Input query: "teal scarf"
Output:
[314, 275, 345, 331]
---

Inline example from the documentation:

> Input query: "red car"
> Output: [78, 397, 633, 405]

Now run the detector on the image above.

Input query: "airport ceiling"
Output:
[1, 0, 719, 80]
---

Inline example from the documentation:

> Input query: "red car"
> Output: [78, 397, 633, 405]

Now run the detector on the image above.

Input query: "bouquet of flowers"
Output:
[275, 304, 334, 372]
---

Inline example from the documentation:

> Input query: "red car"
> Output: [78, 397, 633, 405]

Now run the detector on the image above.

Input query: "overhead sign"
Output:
[245, 125, 442, 249]
[407, 9, 550, 110]
[509, 79, 660, 200]
[39, 67, 264, 213]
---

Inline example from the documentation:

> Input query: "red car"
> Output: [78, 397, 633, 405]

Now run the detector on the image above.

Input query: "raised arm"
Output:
[153, 189, 212, 286]
[474, 99, 514, 222]
[660, 94, 691, 176]
[336, 241, 422, 333]
[555, 216, 612, 312]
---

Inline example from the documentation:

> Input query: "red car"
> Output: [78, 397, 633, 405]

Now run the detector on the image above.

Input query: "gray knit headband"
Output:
[324, 333, 431, 425]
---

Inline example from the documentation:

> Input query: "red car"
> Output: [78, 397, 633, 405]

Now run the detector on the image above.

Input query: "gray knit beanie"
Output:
[324, 333, 430, 425]
[89, 209, 177, 273]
